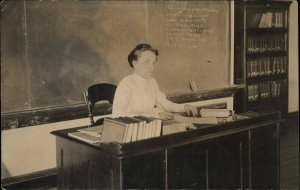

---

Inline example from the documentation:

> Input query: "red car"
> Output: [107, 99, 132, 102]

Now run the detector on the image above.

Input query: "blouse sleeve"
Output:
[112, 80, 132, 117]
[154, 80, 185, 113]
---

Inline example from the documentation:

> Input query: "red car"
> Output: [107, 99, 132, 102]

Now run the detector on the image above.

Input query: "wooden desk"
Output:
[51, 112, 283, 189]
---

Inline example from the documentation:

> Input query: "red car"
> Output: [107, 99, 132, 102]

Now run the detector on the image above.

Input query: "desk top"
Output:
[51, 111, 282, 157]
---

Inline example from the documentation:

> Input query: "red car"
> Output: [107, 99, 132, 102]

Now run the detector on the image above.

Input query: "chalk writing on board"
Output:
[164, 0, 218, 48]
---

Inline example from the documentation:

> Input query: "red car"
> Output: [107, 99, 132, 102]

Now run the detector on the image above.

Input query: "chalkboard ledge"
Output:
[1, 85, 244, 130]
[167, 85, 244, 103]
[1, 103, 111, 130]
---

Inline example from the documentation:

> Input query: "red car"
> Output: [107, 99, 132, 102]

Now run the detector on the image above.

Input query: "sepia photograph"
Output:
[1, 0, 298, 189]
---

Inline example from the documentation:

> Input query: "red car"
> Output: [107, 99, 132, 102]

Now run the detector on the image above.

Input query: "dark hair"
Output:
[128, 44, 159, 68]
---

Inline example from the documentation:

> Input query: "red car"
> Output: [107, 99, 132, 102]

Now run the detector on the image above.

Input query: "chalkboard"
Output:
[1, 0, 231, 113]
[148, 0, 231, 92]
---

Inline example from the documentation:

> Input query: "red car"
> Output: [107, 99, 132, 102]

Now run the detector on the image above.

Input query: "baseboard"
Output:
[288, 111, 299, 120]
[280, 111, 299, 135]
[1, 168, 57, 189]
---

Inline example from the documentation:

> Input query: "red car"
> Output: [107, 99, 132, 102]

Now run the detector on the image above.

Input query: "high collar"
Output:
[132, 72, 152, 81]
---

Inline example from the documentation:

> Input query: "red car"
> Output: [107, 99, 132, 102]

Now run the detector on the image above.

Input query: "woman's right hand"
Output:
[158, 112, 174, 120]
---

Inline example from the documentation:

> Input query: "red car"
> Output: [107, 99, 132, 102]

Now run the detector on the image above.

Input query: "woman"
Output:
[112, 44, 198, 119]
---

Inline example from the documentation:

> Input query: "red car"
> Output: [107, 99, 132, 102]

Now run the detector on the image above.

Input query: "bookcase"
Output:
[234, 0, 292, 117]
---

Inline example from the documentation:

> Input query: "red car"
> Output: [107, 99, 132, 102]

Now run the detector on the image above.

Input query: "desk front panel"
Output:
[167, 131, 248, 189]
[251, 124, 279, 189]
[53, 112, 281, 189]
[56, 137, 121, 190]
[122, 150, 165, 189]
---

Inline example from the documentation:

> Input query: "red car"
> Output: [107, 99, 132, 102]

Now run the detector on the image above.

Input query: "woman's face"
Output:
[133, 50, 158, 79]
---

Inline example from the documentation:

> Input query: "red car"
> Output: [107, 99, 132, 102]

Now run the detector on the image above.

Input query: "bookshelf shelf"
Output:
[247, 96, 281, 104]
[246, 99, 283, 113]
[246, 51, 287, 59]
[246, 74, 286, 83]
[247, 28, 287, 34]
[234, 0, 291, 117]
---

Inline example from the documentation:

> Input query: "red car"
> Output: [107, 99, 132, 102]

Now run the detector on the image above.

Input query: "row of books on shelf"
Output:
[247, 34, 287, 53]
[248, 81, 281, 101]
[247, 12, 286, 28]
[246, 57, 287, 78]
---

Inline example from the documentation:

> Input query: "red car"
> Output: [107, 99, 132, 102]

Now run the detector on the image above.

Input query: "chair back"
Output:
[83, 83, 117, 126]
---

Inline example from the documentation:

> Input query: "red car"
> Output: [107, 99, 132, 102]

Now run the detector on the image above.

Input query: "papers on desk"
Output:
[172, 109, 237, 125]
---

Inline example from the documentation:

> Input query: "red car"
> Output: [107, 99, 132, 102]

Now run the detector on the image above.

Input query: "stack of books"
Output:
[172, 108, 233, 125]
[100, 116, 162, 144]
[199, 108, 232, 118]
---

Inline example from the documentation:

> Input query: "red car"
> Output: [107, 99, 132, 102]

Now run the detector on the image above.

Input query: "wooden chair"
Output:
[83, 83, 117, 126]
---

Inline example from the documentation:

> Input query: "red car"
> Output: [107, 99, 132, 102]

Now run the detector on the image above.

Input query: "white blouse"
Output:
[112, 73, 184, 117]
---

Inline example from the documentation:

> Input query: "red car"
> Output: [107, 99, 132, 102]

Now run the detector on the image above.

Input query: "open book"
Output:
[77, 125, 103, 138]
[199, 108, 232, 118]
[173, 115, 219, 125]
[68, 132, 101, 144]
[162, 120, 195, 135]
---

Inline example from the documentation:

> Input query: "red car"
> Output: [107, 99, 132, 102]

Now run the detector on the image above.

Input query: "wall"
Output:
[1, 117, 90, 178]
[288, 1, 299, 112]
